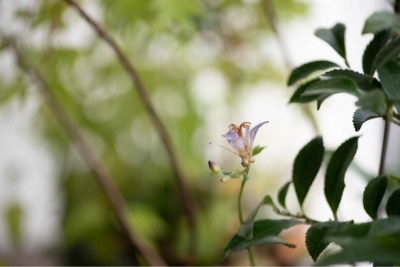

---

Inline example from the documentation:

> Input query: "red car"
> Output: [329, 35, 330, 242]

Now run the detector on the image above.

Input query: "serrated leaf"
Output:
[321, 69, 381, 92]
[277, 181, 291, 209]
[302, 78, 359, 97]
[301, 78, 359, 110]
[315, 23, 347, 60]
[363, 176, 388, 219]
[386, 189, 400, 217]
[289, 79, 321, 104]
[252, 145, 265, 156]
[352, 108, 381, 132]
[362, 11, 400, 35]
[292, 136, 324, 206]
[287, 60, 340, 86]
[306, 221, 351, 262]
[363, 30, 390, 75]
[324, 136, 359, 217]
[370, 34, 400, 76]
[237, 195, 276, 239]
[377, 59, 400, 112]
[355, 89, 387, 114]
[221, 219, 302, 261]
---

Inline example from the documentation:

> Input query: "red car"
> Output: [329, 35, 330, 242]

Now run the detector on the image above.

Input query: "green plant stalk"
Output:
[379, 106, 393, 175]
[238, 165, 256, 266]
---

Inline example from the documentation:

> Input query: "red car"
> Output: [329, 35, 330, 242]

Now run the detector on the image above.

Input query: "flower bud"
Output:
[208, 160, 221, 174]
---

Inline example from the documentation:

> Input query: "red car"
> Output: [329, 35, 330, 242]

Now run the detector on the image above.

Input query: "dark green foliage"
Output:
[287, 60, 340, 86]
[277, 181, 291, 209]
[362, 30, 390, 75]
[363, 176, 388, 219]
[317, 217, 400, 266]
[315, 23, 347, 61]
[289, 79, 321, 104]
[378, 59, 400, 112]
[386, 189, 400, 216]
[324, 136, 359, 217]
[292, 136, 324, 206]
[321, 69, 381, 92]
[221, 219, 302, 261]
[370, 35, 400, 76]
[362, 11, 400, 35]
[237, 195, 276, 239]
[305, 221, 351, 262]
[352, 108, 382, 132]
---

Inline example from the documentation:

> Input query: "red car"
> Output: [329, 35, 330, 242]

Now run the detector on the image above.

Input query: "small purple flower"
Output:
[223, 121, 268, 167]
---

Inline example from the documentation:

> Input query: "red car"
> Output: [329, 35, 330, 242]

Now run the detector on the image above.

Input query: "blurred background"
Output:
[0, 0, 398, 265]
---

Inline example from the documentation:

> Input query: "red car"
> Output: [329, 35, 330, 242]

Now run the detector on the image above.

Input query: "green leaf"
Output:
[363, 176, 388, 219]
[377, 59, 400, 112]
[325, 136, 359, 217]
[315, 23, 347, 61]
[355, 89, 387, 114]
[252, 145, 266, 156]
[221, 219, 302, 261]
[292, 136, 324, 206]
[321, 69, 381, 92]
[362, 30, 390, 75]
[277, 181, 291, 209]
[237, 195, 276, 239]
[389, 174, 400, 185]
[305, 221, 351, 262]
[289, 79, 321, 104]
[317, 217, 400, 266]
[302, 78, 358, 97]
[287, 60, 340, 86]
[362, 11, 400, 35]
[300, 78, 359, 109]
[352, 108, 382, 132]
[370, 35, 400, 76]
[386, 189, 400, 217]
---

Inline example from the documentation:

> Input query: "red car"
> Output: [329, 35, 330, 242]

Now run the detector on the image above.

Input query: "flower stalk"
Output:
[237, 164, 256, 266]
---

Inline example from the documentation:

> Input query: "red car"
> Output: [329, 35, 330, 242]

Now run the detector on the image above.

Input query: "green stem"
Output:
[237, 165, 256, 266]
[274, 208, 321, 224]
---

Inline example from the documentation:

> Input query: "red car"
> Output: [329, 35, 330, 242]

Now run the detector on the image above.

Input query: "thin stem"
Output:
[379, 114, 391, 175]
[2, 37, 166, 266]
[237, 165, 256, 266]
[274, 208, 321, 224]
[238, 176, 247, 223]
[62, 0, 197, 254]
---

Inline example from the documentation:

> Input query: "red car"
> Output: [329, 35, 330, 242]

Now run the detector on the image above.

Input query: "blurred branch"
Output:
[262, 0, 292, 71]
[1, 37, 167, 267]
[61, 0, 197, 252]
[262, 0, 320, 135]
[395, 0, 400, 13]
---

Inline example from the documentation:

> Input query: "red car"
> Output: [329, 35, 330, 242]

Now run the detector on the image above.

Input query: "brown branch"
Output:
[262, 0, 320, 135]
[61, 1, 197, 252]
[2, 37, 167, 266]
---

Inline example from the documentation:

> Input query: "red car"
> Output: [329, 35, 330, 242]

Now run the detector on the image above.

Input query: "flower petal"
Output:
[224, 131, 240, 142]
[249, 121, 268, 148]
